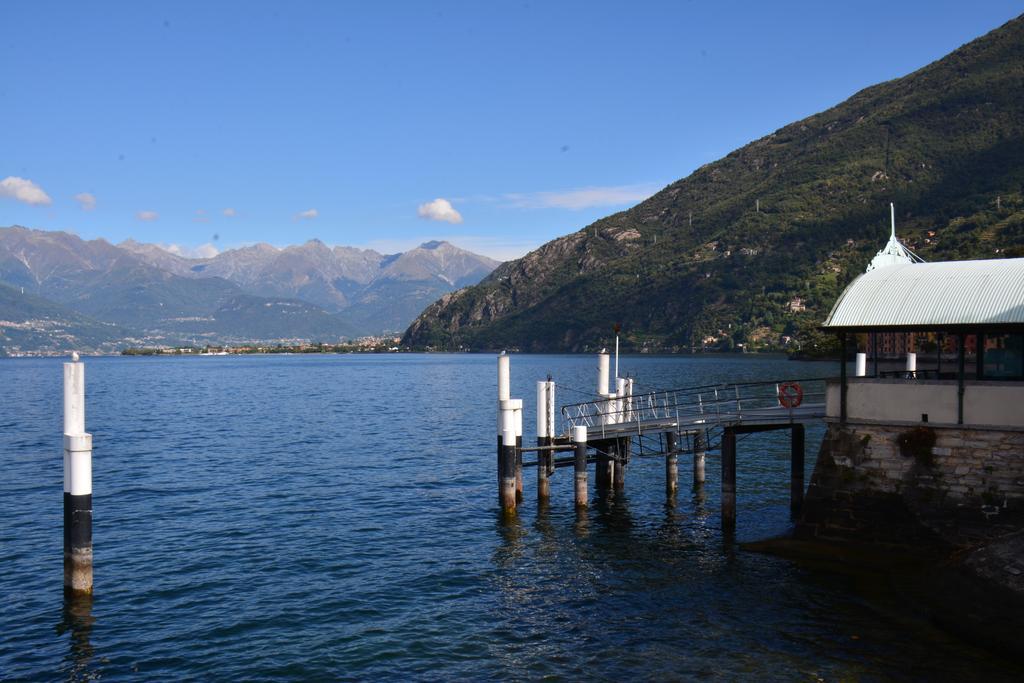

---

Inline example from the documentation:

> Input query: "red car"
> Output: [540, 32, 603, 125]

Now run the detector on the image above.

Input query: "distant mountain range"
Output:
[0, 226, 499, 353]
[404, 14, 1024, 352]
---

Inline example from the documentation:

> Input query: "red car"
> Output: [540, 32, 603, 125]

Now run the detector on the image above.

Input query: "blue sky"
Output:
[3, 1, 1022, 260]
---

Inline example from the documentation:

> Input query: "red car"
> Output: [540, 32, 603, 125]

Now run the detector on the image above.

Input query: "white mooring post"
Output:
[906, 352, 917, 376]
[597, 349, 610, 397]
[573, 425, 588, 508]
[545, 380, 556, 477]
[63, 353, 93, 595]
[497, 351, 510, 402]
[616, 377, 627, 424]
[536, 381, 549, 442]
[855, 352, 867, 377]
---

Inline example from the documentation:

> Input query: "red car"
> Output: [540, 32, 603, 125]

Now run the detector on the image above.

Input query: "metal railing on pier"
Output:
[559, 377, 827, 444]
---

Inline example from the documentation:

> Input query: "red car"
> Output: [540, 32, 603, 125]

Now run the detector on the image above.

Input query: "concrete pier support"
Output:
[791, 423, 805, 512]
[500, 428, 517, 514]
[721, 428, 737, 530]
[63, 356, 92, 595]
[573, 426, 588, 507]
[665, 431, 678, 496]
[693, 430, 706, 487]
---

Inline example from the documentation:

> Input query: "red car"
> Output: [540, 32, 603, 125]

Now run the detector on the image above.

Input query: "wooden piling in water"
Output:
[721, 428, 736, 529]
[63, 355, 92, 595]
[594, 439, 610, 489]
[536, 434, 550, 500]
[693, 430, 706, 487]
[573, 426, 588, 507]
[613, 437, 627, 491]
[665, 431, 678, 495]
[791, 423, 805, 511]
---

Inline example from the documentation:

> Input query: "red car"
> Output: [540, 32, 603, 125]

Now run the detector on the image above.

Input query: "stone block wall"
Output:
[799, 421, 1024, 544]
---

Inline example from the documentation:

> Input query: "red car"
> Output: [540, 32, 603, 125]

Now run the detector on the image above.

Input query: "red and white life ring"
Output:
[778, 381, 803, 409]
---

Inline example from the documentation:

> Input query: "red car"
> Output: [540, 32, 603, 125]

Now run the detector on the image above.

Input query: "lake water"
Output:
[2, 354, 1022, 680]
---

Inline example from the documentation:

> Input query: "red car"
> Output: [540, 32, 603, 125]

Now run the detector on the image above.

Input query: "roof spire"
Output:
[865, 203, 925, 272]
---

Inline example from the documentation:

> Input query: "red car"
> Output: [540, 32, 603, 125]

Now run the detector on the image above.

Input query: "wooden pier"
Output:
[496, 352, 826, 529]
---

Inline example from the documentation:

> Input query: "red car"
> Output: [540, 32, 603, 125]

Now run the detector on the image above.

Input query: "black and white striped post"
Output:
[496, 352, 510, 481]
[573, 425, 588, 507]
[498, 398, 520, 508]
[536, 380, 555, 501]
[499, 427, 517, 514]
[63, 353, 93, 595]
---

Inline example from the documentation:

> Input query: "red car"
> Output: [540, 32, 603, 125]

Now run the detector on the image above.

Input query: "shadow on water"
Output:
[56, 594, 96, 681]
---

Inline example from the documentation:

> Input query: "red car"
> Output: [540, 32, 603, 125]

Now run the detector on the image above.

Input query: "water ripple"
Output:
[1, 354, 1021, 680]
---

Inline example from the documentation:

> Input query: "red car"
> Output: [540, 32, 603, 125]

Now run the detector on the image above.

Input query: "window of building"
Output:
[981, 333, 1024, 380]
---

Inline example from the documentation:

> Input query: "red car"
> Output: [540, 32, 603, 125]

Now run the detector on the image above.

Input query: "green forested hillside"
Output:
[403, 14, 1024, 353]
[0, 282, 124, 354]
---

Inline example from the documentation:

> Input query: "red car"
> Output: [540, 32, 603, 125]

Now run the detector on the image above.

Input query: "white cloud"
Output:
[503, 183, 660, 210]
[222, 208, 236, 217]
[157, 242, 220, 259]
[136, 210, 159, 221]
[0, 176, 52, 206]
[74, 192, 96, 211]
[295, 208, 318, 220]
[417, 198, 463, 224]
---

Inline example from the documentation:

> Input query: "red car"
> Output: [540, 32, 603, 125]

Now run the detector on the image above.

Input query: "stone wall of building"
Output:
[798, 421, 1024, 545]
